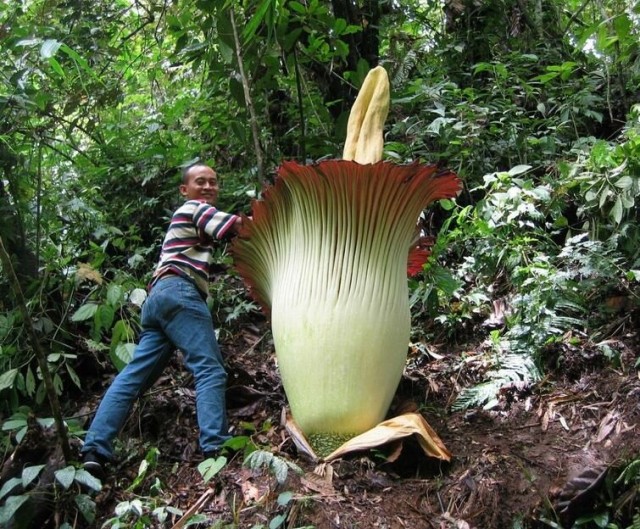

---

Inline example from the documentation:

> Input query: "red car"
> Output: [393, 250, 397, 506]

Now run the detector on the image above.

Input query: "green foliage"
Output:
[198, 455, 228, 483]
[0, 459, 101, 528]
[415, 158, 639, 409]
[102, 499, 185, 529]
[244, 450, 303, 486]
[1, 0, 640, 525]
[70, 273, 144, 371]
[537, 455, 640, 528]
[102, 448, 185, 528]
[564, 106, 640, 244]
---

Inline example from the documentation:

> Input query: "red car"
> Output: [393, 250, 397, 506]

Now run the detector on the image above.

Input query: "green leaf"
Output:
[532, 71, 558, 83]
[614, 176, 633, 189]
[0, 494, 30, 524]
[612, 13, 631, 41]
[94, 304, 115, 338]
[48, 57, 66, 77]
[282, 27, 303, 51]
[627, 270, 640, 281]
[107, 284, 124, 307]
[59, 44, 101, 82]
[439, 198, 456, 211]
[0, 368, 18, 391]
[55, 466, 77, 490]
[16, 426, 28, 443]
[71, 303, 98, 322]
[288, 1, 306, 14]
[611, 196, 623, 224]
[269, 514, 286, 529]
[242, 0, 273, 44]
[271, 457, 289, 484]
[22, 464, 45, 487]
[508, 165, 532, 176]
[197, 456, 227, 483]
[0, 477, 22, 501]
[111, 319, 133, 347]
[333, 18, 347, 34]
[53, 372, 63, 395]
[74, 469, 102, 492]
[223, 435, 251, 451]
[66, 364, 82, 390]
[112, 343, 135, 371]
[40, 39, 61, 59]
[75, 493, 96, 524]
[277, 490, 293, 506]
[599, 187, 610, 209]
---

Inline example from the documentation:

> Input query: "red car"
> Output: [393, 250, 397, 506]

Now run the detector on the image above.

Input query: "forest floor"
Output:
[5, 310, 639, 529]
[63, 309, 640, 529]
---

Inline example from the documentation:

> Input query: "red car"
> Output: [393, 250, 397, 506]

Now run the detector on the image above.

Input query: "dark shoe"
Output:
[82, 451, 106, 479]
[203, 450, 221, 460]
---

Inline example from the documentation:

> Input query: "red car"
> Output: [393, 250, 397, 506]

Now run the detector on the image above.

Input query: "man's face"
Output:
[180, 165, 219, 205]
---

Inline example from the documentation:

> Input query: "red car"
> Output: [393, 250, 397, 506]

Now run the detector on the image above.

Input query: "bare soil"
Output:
[70, 317, 640, 529]
[3, 315, 639, 529]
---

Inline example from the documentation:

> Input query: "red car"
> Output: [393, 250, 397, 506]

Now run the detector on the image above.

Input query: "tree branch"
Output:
[230, 8, 265, 183]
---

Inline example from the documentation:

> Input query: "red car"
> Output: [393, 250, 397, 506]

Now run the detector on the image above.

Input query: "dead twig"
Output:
[171, 487, 216, 529]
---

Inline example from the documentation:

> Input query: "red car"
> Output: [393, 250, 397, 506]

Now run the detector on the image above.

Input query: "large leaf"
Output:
[0, 495, 30, 525]
[22, 464, 45, 487]
[71, 303, 98, 322]
[74, 469, 102, 492]
[55, 466, 77, 490]
[40, 39, 62, 59]
[197, 456, 227, 483]
[0, 477, 22, 501]
[0, 368, 18, 391]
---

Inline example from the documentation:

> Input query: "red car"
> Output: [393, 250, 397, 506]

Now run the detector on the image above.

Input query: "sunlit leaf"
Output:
[71, 304, 98, 322]
[113, 343, 135, 370]
[74, 469, 102, 492]
[40, 39, 61, 59]
[0, 368, 18, 391]
[508, 165, 532, 176]
[128, 288, 147, 307]
[48, 57, 65, 77]
[197, 456, 227, 483]
[269, 514, 286, 529]
[22, 465, 45, 487]
[614, 176, 632, 189]
[55, 466, 77, 490]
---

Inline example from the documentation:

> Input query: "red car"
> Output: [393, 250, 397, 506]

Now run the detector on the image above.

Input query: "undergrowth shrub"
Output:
[411, 142, 640, 410]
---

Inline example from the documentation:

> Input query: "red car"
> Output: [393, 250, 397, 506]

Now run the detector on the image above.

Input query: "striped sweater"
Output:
[150, 200, 239, 296]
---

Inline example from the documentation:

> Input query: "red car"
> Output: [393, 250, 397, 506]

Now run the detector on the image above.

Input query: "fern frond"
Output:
[451, 352, 541, 412]
[244, 450, 302, 485]
[391, 50, 417, 89]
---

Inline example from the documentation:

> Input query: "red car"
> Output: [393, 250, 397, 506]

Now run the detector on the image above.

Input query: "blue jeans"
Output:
[82, 275, 230, 460]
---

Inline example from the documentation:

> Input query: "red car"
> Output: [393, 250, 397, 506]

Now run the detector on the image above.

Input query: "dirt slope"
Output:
[74, 324, 640, 529]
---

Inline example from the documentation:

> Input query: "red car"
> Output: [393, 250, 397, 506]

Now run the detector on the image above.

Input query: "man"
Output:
[82, 163, 243, 477]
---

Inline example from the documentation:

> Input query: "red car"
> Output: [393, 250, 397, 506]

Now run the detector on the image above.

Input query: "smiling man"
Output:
[81, 163, 243, 477]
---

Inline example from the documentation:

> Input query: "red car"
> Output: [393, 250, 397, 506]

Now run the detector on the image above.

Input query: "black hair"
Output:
[181, 163, 211, 184]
